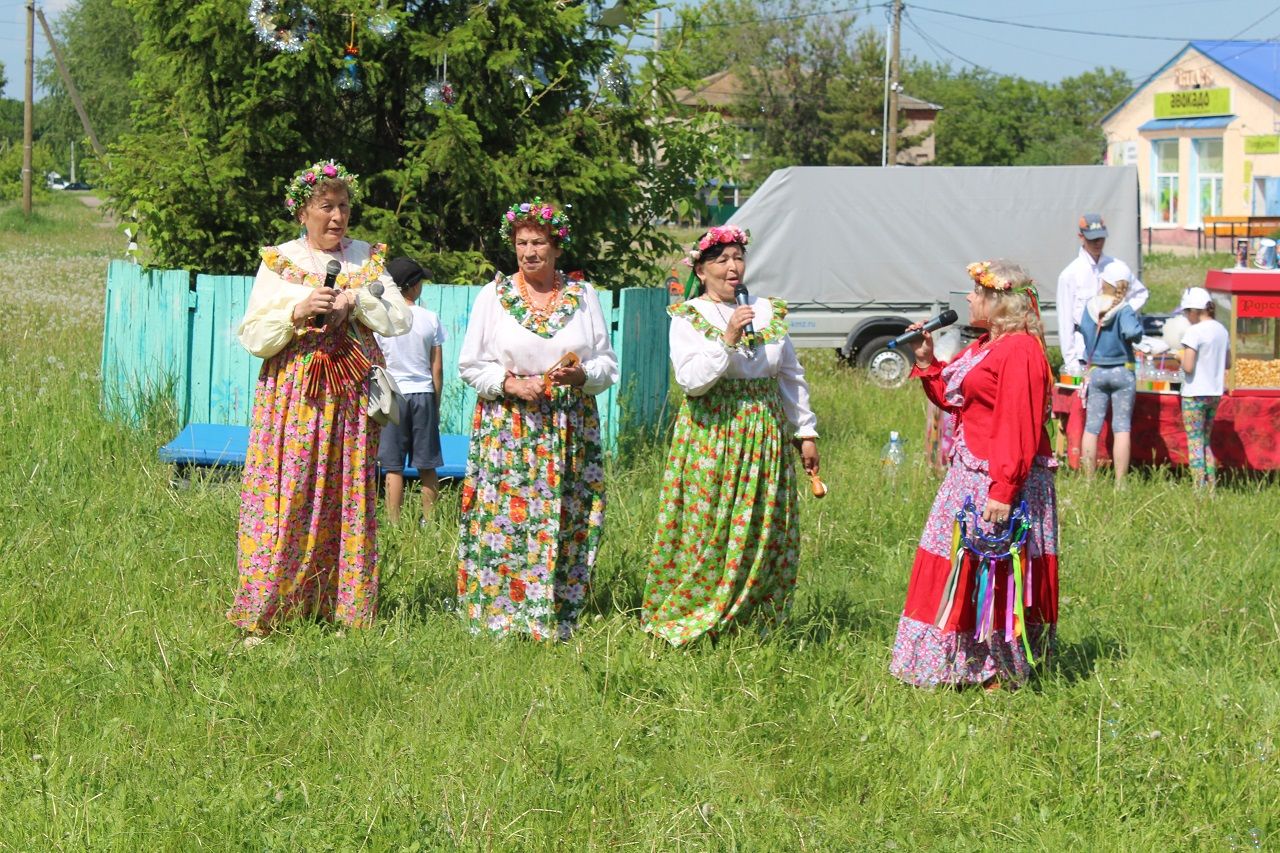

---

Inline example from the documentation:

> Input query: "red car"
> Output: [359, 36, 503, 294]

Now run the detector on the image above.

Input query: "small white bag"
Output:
[367, 365, 405, 426]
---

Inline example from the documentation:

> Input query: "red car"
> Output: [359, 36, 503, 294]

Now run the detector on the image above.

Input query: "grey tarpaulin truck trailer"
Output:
[725, 165, 1142, 386]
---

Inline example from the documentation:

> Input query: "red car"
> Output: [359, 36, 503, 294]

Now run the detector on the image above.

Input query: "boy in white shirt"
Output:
[1177, 286, 1231, 490]
[376, 258, 446, 522]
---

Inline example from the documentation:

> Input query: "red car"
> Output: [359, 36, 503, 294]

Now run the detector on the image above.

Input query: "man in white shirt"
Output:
[376, 258, 446, 523]
[1056, 213, 1149, 376]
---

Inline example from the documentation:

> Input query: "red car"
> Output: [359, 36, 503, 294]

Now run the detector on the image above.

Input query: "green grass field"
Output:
[2, 196, 1277, 849]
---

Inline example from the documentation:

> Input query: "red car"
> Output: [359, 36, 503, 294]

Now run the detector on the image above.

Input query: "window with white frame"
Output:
[1153, 139, 1179, 224]
[1195, 138, 1224, 222]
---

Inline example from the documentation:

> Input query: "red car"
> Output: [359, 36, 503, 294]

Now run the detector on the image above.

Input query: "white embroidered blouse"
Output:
[669, 295, 819, 438]
[458, 274, 620, 400]
[237, 238, 413, 359]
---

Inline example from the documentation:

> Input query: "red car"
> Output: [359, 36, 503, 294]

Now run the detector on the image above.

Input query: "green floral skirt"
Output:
[456, 388, 605, 641]
[641, 378, 800, 645]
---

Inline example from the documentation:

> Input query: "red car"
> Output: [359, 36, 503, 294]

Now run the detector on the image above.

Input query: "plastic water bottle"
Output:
[881, 431, 907, 497]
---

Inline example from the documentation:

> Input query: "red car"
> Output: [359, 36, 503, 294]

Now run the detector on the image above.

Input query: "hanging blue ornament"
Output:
[336, 49, 362, 95]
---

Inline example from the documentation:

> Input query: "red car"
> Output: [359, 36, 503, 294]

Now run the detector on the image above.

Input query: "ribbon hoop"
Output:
[934, 495, 1037, 664]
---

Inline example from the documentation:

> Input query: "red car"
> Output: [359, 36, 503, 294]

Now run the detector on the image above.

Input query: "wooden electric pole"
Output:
[37, 8, 106, 160]
[22, 1, 35, 215]
[886, 0, 903, 167]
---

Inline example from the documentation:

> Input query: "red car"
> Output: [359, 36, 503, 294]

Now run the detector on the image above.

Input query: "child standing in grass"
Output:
[376, 258, 446, 523]
[1177, 286, 1230, 490]
[1078, 259, 1144, 487]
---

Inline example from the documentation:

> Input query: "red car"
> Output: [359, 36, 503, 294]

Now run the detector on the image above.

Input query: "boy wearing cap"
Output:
[1056, 213, 1149, 377]
[376, 258, 446, 523]
[1177, 287, 1230, 489]
[1078, 259, 1144, 485]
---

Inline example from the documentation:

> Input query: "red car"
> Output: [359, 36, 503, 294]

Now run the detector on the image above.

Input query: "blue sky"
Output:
[4, 0, 1280, 100]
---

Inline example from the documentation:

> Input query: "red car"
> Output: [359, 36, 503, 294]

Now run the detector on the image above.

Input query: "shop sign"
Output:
[1238, 295, 1280, 318]
[1244, 135, 1280, 155]
[1153, 87, 1230, 118]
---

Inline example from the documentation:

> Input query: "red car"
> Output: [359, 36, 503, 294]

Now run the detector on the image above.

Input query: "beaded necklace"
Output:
[516, 271, 564, 318]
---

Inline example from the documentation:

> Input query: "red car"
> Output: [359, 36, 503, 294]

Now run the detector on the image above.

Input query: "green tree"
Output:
[104, 0, 734, 286]
[663, 0, 859, 183]
[905, 62, 1132, 167]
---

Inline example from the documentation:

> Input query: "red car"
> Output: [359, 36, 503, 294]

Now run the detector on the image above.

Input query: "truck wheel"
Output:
[857, 335, 911, 389]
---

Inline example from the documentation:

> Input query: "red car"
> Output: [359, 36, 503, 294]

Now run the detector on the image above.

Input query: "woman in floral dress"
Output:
[890, 259, 1059, 689]
[228, 160, 411, 637]
[641, 226, 820, 646]
[455, 199, 619, 640]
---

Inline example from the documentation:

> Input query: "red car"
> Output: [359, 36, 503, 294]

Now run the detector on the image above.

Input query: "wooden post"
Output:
[886, 0, 902, 167]
[36, 8, 107, 161]
[22, 1, 35, 216]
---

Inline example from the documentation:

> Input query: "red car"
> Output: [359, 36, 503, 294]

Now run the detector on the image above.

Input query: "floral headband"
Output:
[284, 159, 361, 212]
[685, 225, 750, 266]
[500, 197, 572, 248]
[967, 260, 1042, 319]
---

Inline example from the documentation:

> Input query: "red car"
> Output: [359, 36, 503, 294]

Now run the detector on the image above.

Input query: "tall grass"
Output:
[1, 198, 1277, 849]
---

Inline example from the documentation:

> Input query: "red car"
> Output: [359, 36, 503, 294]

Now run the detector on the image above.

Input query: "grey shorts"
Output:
[1084, 365, 1136, 435]
[378, 392, 443, 473]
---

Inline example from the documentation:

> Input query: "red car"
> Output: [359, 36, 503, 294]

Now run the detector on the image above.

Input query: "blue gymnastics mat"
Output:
[160, 424, 470, 479]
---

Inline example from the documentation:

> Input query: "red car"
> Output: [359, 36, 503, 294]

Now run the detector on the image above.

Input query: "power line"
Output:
[901, 13, 996, 76]
[909, 3, 1232, 42]
[687, 1, 889, 31]
[905, 10, 1098, 78]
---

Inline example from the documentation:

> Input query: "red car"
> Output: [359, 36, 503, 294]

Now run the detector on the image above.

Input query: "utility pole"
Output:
[37, 8, 107, 160]
[22, 1, 35, 216]
[886, 0, 903, 168]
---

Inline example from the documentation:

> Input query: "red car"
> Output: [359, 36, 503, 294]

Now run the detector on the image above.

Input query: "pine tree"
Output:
[106, 0, 734, 286]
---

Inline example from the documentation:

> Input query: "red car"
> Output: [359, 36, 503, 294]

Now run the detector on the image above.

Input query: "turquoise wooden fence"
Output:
[101, 261, 671, 449]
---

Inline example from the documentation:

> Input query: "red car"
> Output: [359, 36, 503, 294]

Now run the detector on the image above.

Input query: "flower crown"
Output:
[284, 159, 361, 213]
[966, 261, 1005, 290]
[500, 197, 572, 248]
[685, 225, 750, 266]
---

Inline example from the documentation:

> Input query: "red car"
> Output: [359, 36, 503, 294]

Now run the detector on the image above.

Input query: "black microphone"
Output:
[733, 283, 755, 338]
[887, 309, 959, 349]
[311, 259, 342, 327]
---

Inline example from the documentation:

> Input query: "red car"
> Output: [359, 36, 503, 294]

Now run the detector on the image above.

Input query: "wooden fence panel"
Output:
[617, 288, 671, 442]
[101, 261, 191, 423]
[191, 274, 259, 427]
[103, 267, 673, 452]
[422, 284, 482, 436]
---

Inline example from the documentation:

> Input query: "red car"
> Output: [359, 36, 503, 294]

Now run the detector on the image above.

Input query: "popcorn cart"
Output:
[1203, 269, 1280, 396]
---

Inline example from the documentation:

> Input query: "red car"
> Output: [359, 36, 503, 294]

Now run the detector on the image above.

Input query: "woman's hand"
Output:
[293, 286, 342, 324]
[547, 363, 586, 387]
[722, 305, 755, 346]
[982, 497, 1011, 526]
[502, 373, 543, 402]
[327, 290, 356, 327]
[907, 321, 935, 367]
[796, 437, 819, 474]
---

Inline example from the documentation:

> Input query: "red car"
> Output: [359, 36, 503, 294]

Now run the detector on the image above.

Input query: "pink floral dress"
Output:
[227, 241, 402, 633]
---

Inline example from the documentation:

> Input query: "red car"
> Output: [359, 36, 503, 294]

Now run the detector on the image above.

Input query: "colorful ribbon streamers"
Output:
[934, 495, 1036, 664]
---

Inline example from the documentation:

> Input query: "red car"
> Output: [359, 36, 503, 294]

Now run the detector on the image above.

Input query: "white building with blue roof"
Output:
[1102, 40, 1280, 247]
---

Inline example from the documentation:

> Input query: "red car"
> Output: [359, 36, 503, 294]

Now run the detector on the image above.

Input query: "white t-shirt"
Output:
[376, 304, 446, 394]
[1179, 318, 1230, 398]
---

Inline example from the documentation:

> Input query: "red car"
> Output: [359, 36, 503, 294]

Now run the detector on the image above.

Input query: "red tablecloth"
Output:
[1052, 386, 1280, 471]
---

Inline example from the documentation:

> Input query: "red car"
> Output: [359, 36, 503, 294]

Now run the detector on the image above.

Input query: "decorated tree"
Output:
[105, 0, 735, 286]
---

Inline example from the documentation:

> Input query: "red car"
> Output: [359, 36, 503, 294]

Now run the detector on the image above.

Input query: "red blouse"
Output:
[912, 332, 1053, 504]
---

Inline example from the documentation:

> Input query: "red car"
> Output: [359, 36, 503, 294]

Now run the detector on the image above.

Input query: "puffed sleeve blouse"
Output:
[668, 295, 818, 438]
[237, 238, 413, 359]
[458, 274, 620, 400]
[911, 332, 1052, 504]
